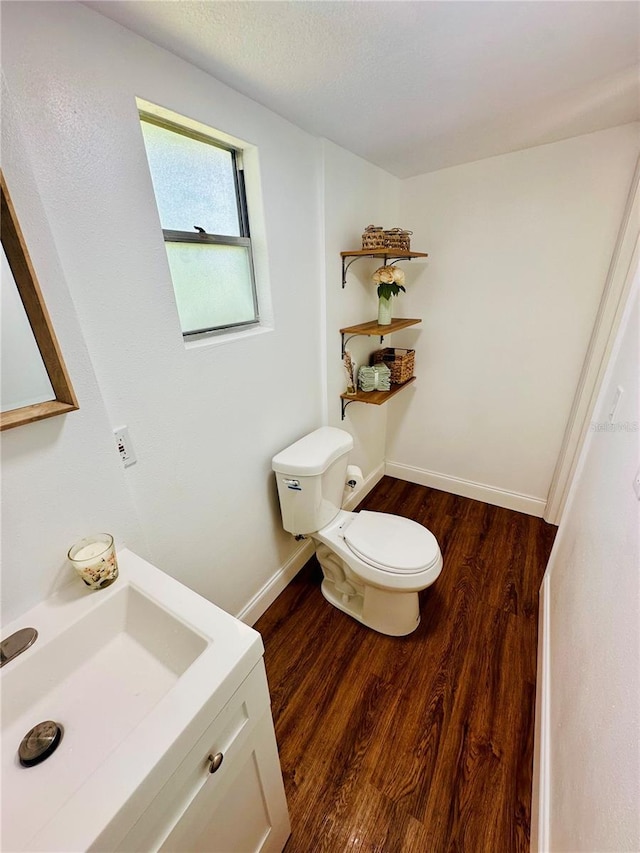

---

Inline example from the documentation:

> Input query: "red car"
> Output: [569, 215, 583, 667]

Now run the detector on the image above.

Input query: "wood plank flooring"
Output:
[255, 477, 556, 852]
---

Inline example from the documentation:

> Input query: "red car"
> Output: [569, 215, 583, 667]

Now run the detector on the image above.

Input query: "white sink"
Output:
[1, 549, 263, 852]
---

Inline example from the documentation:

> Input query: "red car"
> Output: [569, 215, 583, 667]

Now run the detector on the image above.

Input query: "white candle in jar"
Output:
[73, 541, 108, 562]
[68, 534, 117, 590]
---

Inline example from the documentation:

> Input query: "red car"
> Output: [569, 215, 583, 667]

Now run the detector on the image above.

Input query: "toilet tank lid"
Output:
[272, 427, 354, 476]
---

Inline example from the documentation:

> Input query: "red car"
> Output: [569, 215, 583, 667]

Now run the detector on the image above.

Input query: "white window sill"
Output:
[184, 322, 274, 351]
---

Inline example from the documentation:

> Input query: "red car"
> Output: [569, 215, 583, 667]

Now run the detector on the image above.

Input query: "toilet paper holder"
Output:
[345, 465, 364, 490]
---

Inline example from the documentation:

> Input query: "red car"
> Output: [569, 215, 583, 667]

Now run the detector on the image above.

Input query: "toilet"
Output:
[272, 427, 443, 636]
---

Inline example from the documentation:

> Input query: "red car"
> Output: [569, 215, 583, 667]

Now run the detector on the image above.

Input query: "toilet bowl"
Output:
[272, 427, 443, 636]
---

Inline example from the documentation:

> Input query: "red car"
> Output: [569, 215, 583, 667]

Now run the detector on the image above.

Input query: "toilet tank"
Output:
[272, 427, 354, 535]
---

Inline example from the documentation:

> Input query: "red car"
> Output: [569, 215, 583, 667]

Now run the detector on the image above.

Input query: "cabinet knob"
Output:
[207, 752, 224, 774]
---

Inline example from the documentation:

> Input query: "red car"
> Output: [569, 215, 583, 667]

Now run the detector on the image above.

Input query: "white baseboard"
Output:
[531, 573, 551, 852]
[236, 539, 314, 626]
[342, 462, 385, 511]
[385, 461, 547, 517]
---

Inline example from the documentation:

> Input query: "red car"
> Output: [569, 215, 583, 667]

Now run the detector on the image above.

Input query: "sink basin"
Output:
[1, 549, 263, 852]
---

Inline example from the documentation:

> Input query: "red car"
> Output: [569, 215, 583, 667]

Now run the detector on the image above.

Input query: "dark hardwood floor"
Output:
[255, 477, 556, 853]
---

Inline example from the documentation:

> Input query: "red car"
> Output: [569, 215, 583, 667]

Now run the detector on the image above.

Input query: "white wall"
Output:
[1, 1, 324, 620]
[322, 139, 400, 482]
[1, 78, 147, 623]
[387, 126, 640, 515]
[538, 265, 639, 851]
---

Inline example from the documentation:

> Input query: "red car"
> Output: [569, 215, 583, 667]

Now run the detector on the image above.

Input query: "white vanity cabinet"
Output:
[113, 661, 290, 853]
[1, 550, 289, 853]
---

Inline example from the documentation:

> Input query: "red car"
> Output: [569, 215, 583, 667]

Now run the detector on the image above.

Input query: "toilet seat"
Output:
[343, 511, 440, 575]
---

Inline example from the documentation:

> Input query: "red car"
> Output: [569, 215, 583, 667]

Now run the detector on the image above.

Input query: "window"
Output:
[139, 112, 259, 336]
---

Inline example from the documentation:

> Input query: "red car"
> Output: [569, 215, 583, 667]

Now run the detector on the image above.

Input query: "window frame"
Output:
[139, 111, 260, 337]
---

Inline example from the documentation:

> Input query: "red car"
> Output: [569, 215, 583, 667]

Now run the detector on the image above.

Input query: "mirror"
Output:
[1, 171, 78, 430]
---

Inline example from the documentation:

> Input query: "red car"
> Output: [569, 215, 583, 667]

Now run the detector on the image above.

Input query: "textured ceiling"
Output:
[86, 1, 640, 178]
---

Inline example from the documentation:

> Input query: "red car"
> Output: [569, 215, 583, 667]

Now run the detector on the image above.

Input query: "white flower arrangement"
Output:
[372, 265, 406, 299]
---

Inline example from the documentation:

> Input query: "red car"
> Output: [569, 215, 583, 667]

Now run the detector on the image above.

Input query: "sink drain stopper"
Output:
[18, 721, 63, 767]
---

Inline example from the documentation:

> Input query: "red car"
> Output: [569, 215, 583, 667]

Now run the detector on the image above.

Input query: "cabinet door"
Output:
[160, 711, 289, 853]
[113, 662, 289, 853]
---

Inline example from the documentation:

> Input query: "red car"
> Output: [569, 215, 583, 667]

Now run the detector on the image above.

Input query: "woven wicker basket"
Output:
[362, 225, 386, 250]
[384, 228, 412, 252]
[371, 348, 415, 384]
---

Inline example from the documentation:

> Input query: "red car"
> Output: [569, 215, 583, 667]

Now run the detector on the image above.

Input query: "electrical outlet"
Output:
[634, 466, 640, 502]
[113, 426, 137, 468]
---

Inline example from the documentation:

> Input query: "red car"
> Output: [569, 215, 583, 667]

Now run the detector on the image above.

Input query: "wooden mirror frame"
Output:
[1, 171, 79, 430]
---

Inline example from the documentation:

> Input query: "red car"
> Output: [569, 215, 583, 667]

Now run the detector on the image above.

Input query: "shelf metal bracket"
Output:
[341, 397, 356, 420]
[341, 254, 416, 288]
[341, 332, 358, 357]
[341, 331, 386, 357]
[342, 256, 363, 288]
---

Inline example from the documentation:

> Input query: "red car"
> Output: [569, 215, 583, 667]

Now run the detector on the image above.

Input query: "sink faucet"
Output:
[0, 627, 38, 667]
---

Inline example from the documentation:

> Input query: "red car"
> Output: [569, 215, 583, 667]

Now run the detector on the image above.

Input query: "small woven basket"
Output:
[384, 228, 412, 252]
[362, 225, 386, 250]
[371, 348, 415, 384]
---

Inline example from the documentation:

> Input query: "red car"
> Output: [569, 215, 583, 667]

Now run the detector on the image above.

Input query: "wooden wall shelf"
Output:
[340, 378, 416, 419]
[340, 318, 421, 355]
[340, 249, 429, 259]
[339, 245, 425, 419]
[340, 249, 428, 287]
